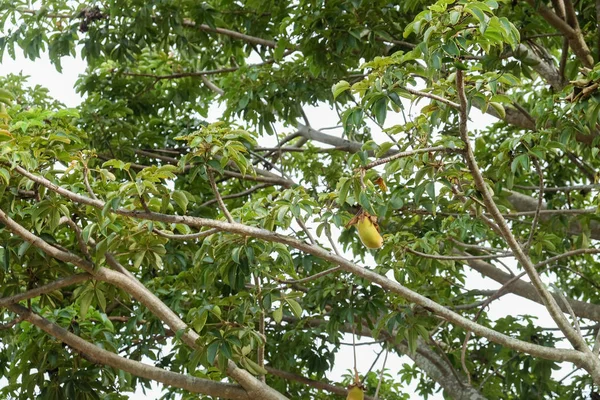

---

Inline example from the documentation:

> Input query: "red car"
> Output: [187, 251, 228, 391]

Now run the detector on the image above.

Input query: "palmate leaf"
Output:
[0, 0, 598, 399]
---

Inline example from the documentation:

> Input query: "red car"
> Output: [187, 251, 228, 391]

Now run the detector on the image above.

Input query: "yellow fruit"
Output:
[346, 385, 364, 400]
[356, 214, 383, 249]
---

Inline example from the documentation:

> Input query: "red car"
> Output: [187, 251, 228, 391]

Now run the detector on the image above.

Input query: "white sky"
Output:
[0, 51, 580, 399]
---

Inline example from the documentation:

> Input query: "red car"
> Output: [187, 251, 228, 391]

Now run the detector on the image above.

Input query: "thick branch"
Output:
[8, 170, 588, 365]
[507, 191, 600, 240]
[286, 317, 487, 400]
[456, 69, 588, 353]
[5, 303, 250, 400]
[0, 208, 287, 400]
[524, 0, 594, 67]
[467, 258, 600, 322]
[513, 44, 563, 89]
[0, 274, 91, 307]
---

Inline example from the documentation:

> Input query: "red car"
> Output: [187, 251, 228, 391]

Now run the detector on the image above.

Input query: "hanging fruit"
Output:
[346, 370, 365, 400]
[346, 383, 365, 400]
[346, 210, 384, 249]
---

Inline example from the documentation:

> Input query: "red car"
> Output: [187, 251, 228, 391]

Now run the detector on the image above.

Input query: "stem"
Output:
[455, 69, 588, 353]
[5, 169, 590, 364]
[208, 168, 234, 223]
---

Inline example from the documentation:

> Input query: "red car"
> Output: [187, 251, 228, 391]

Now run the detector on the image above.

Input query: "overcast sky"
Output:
[0, 50, 574, 399]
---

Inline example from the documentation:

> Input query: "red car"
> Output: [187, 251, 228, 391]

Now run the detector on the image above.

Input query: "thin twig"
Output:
[122, 67, 239, 80]
[363, 347, 385, 384]
[430, 334, 465, 388]
[351, 286, 358, 380]
[277, 266, 342, 284]
[152, 228, 219, 240]
[450, 238, 509, 253]
[0, 274, 91, 307]
[477, 354, 519, 389]
[407, 207, 597, 217]
[461, 334, 472, 385]
[254, 275, 266, 382]
[513, 183, 600, 192]
[83, 165, 98, 200]
[361, 146, 455, 171]
[398, 86, 460, 108]
[200, 75, 224, 95]
[523, 158, 544, 253]
[325, 226, 342, 256]
[249, 150, 293, 180]
[207, 169, 234, 223]
[407, 247, 513, 261]
[199, 183, 270, 208]
[340, 340, 386, 346]
[59, 216, 92, 260]
[253, 146, 306, 152]
[0, 315, 25, 330]
[533, 248, 600, 269]
[559, 367, 581, 383]
[553, 285, 583, 338]
[295, 216, 317, 245]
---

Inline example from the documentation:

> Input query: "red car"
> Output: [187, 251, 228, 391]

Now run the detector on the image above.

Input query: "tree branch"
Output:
[182, 19, 282, 49]
[361, 146, 454, 170]
[0, 274, 91, 308]
[5, 303, 251, 400]
[398, 86, 460, 108]
[407, 247, 513, 261]
[467, 256, 600, 322]
[456, 69, 589, 355]
[152, 228, 219, 240]
[266, 366, 376, 400]
[200, 183, 270, 208]
[6, 170, 589, 365]
[524, 0, 594, 67]
[208, 169, 234, 223]
[0, 207, 287, 400]
[523, 158, 544, 252]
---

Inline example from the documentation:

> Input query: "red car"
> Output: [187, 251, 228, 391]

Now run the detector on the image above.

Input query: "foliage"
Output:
[1, 0, 600, 399]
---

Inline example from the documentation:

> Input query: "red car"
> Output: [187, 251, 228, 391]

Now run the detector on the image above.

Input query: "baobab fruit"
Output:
[346, 371, 365, 400]
[347, 210, 383, 249]
[346, 384, 365, 400]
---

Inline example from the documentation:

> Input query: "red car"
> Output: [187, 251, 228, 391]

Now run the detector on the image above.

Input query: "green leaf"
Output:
[372, 97, 388, 125]
[489, 102, 506, 119]
[332, 80, 351, 100]
[18, 241, 31, 258]
[102, 196, 121, 217]
[94, 287, 106, 312]
[206, 341, 220, 364]
[172, 190, 189, 213]
[0, 88, 15, 105]
[511, 154, 529, 173]
[79, 290, 94, 319]
[273, 306, 283, 323]
[242, 357, 268, 375]
[193, 311, 208, 333]
[285, 298, 302, 318]
[0, 168, 9, 184]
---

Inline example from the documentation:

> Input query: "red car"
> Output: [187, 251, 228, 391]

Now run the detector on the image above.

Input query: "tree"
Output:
[1, 0, 600, 398]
